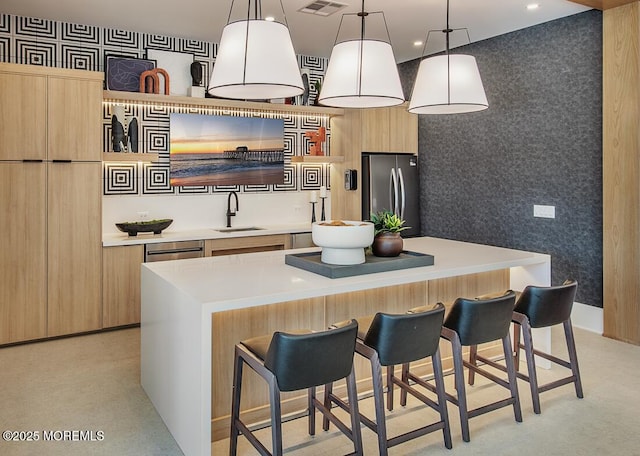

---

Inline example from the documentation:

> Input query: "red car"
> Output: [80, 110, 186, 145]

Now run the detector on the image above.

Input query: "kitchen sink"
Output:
[215, 226, 265, 233]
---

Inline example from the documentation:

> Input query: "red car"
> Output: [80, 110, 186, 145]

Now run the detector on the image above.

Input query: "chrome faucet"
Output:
[226, 191, 239, 227]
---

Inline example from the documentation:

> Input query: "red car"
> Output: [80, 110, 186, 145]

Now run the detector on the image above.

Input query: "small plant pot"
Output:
[372, 232, 403, 257]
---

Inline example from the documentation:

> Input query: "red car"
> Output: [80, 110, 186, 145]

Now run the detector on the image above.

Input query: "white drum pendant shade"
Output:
[408, 54, 488, 114]
[319, 40, 404, 108]
[208, 20, 304, 100]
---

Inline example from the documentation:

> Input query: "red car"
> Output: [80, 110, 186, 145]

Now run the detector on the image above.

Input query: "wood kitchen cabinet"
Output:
[47, 162, 102, 337]
[103, 245, 144, 328]
[0, 64, 102, 162]
[360, 104, 418, 153]
[0, 63, 103, 344]
[205, 234, 292, 256]
[0, 71, 47, 160]
[0, 163, 47, 344]
[48, 76, 102, 161]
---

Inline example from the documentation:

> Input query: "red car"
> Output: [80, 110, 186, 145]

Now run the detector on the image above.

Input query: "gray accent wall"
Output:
[399, 10, 603, 307]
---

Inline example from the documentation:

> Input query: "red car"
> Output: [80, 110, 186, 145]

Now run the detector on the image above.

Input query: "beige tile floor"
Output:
[0, 325, 638, 456]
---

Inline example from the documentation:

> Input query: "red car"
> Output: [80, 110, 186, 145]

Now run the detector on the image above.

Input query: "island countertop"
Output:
[140, 236, 550, 456]
[142, 236, 550, 312]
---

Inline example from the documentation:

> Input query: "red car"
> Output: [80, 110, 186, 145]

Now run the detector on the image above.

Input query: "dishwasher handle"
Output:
[146, 247, 203, 256]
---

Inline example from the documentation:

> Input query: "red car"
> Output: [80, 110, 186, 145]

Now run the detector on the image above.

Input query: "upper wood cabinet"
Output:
[0, 63, 103, 162]
[48, 76, 102, 161]
[0, 72, 47, 160]
[361, 105, 418, 153]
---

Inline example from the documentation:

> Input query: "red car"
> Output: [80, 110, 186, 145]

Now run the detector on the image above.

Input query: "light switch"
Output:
[533, 205, 555, 219]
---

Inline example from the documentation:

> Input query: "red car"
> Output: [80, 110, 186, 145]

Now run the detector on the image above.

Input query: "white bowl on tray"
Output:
[311, 220, 374, 265]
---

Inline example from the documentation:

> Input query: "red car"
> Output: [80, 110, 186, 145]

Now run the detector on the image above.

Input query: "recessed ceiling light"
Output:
[413, 40, 423, 47]
[527, 3, 540, 10]
[265, 16, 275, 21]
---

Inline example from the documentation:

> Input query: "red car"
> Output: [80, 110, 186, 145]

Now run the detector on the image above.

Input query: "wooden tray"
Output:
[285, 250, 435, 279]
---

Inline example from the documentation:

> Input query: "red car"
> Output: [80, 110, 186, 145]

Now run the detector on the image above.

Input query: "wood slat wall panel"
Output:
[602, 2, 640, 344]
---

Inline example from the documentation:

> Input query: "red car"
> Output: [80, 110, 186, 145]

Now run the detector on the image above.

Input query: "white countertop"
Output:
[142, 236, 550, 313]
[102, 222, 312, 247]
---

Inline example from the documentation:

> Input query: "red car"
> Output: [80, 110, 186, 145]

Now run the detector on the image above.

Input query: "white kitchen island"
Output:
[140, 237, 550, 456]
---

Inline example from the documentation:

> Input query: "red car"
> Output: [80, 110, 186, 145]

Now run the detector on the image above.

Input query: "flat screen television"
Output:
[169, 113, 285, 186]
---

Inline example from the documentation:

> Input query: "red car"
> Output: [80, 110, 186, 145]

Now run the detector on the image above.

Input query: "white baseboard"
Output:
[571, 301, 603, 334]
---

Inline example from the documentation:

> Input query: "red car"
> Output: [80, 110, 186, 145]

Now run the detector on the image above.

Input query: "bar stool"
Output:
[229, 319, 363, 456]
[324, 303, 452, 456]
[416, 291, 522, 443]
[511, 279, 584, 414]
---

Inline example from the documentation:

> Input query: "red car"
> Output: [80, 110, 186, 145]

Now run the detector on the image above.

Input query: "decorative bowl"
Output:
[116, 219, 173, 236]
[311, 220, 374, 265]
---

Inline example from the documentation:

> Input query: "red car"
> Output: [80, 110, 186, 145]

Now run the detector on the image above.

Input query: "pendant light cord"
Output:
[356, 0, 369, 97]
[445, 0, 451, 104]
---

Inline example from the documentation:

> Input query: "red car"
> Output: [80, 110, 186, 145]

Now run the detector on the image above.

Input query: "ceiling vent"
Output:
[298, 0, 348, 17]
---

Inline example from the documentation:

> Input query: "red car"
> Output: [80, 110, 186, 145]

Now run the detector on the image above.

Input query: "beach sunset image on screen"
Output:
[169, 113, 285, 186]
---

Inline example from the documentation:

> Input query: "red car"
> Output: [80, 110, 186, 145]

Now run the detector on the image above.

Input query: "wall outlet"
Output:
[533, 204, 555, 219]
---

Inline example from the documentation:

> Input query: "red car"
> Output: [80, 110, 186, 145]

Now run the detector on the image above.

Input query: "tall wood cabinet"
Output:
[0, 63, 103, 344]
[0, 163, 47, 344]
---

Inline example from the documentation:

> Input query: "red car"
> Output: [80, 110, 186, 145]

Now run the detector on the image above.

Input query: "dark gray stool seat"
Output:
[324, 303, 452, 456]
[418, 291, 522, 443]
[511, 279, 584, 414]
[229, 320, 363, 456]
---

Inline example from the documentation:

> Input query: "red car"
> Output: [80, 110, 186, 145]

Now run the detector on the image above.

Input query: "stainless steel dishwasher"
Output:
[144, 240, 204, 262]
[290, 232, 315, 248]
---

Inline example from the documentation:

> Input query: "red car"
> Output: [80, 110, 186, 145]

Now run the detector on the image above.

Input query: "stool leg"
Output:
[468, 344, 478, 386]
[451, 335, 471, 442]
[370, 351, 389, 456]
[513, 323, 522, 372]
[503, 333, 523, 422]
[322, 382, 333, 431]
[432, 348, 453, 449]
[400, 362, 409, 407]
[268, 378, 283, 456]
[345, 367, 364, 456]
[564, 319, 584, 399]
[309, 386, 316, 436]
[229, 349, 244, 456]
[521, 318, 541, 414]
[386, 365, 394, 411]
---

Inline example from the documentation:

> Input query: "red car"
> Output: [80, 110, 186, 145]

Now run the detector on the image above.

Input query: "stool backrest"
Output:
[264, 319, 358, 392]
[364, 303, 445, 366]
[444, 291, 516, 346]
[514, 280, 578, 328]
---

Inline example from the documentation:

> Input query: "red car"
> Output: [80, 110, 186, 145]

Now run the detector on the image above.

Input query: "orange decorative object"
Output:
[305, 127, 326, 156]
[140, 68, 170, 95]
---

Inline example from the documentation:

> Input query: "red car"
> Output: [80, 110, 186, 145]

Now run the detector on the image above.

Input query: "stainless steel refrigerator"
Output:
[361, 152, 421, 237]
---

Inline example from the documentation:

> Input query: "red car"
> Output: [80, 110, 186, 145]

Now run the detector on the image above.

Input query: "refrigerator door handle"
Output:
[390, 168, 399, 213]
[398, 167, 406, 220]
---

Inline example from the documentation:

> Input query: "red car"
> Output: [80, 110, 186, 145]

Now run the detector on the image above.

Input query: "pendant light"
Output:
[408, 0, 488, 114]
[318, 0, 404, 108]
[208, 0, 304, 100]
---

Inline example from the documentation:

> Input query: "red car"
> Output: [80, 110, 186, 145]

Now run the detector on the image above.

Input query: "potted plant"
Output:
[369, 210, 410, 257]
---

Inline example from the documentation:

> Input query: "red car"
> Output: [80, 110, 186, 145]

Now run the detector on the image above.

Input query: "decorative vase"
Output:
[372, 232, 403, 257]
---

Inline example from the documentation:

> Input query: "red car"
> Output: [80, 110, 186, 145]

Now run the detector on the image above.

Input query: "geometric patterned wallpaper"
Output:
[0, 13, 332, 196]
